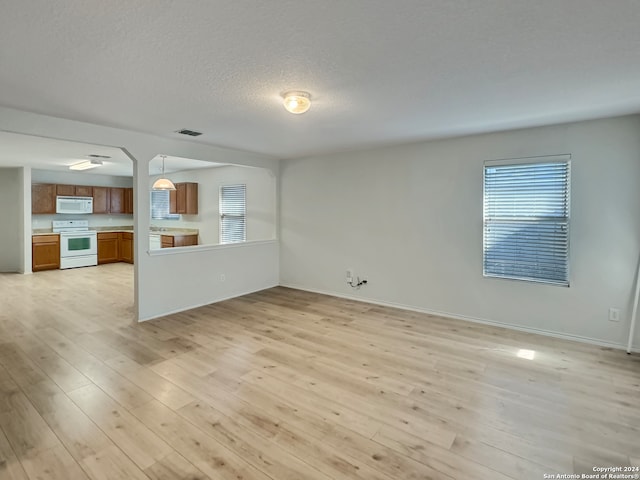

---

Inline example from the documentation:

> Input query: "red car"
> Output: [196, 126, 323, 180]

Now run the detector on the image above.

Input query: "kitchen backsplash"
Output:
[32, 214, 134, 230]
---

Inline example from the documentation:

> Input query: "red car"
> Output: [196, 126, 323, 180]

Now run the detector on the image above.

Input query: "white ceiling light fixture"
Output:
[152, 155, 176, 191]
[282, 91, 311, 114]
[69, 159, 103, 171]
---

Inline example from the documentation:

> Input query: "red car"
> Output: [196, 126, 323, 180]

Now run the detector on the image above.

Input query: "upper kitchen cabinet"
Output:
[94, 187, 132, 214]
[124, 188, 133, 214]
[56, 184, 75, 196]
[92, 186, 110, 214]
[32, 184, 56, 214]
[76, 185, 93, 197]
[109, 187, 125, 214]
[56, 184, 93, 197]
[170, 182, 198, 215]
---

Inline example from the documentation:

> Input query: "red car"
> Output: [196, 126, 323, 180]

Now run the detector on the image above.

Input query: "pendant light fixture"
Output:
[152, 155, 176, 190]
[282, 91, 311, 114]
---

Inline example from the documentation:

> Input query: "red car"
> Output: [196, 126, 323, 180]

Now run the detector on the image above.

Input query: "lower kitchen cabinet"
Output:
[97, 232, 119, 264]
[119, 232, 134, 263]
[161, 234, 198, 248]
[32, 235, 60, 271]
[97, 232, 134, 264]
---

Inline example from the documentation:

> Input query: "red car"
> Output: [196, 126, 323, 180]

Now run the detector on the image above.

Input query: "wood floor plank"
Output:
[104, 355, 196, 411]
[0, 427, 29, 480]
[68, 384, 171, 470]
[144, 451, 209, 480]
[79, 445, 150, 480]
[176, 401, 335, 480]
[130, 399, 272, 480]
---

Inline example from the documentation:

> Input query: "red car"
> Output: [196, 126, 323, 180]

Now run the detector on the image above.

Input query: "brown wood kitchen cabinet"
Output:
[92, 187, 110, 214]
[124, 188, 134, 214]
[161, 234, 198, 248]
[97, 232, 119, 264]
[56, 184, 93, 197]
[169, 182, 198, 215]
[109, 187, 125, 214]
[119, 232, 134, 263]
[56, 184, 75, 196]
[97, 231, 134, 264]
[32, 184, 57, 214]
[32, 183, 133, 215]
[32, 234, 60, 271]
[76, 185, 93, 197]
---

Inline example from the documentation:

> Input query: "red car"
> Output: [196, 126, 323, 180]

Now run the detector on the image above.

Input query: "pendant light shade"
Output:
[152, 155, 176, 191]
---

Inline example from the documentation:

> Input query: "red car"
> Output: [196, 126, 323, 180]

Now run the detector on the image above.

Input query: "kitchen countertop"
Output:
[32, 227, 198, 237]
[148, 228, 199, 237]
[91, 226, 134, 233]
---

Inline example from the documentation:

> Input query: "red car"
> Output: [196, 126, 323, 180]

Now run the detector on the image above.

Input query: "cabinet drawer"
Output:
[97, 232, 119, 240]
[32, 234, 60, 244]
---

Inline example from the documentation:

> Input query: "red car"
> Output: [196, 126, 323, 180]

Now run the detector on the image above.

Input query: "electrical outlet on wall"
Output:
[346, 269, 354, 283]
[608, 307, 620, 322]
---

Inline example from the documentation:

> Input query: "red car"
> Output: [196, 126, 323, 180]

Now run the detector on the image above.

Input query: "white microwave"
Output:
[56, 196, 93, 214]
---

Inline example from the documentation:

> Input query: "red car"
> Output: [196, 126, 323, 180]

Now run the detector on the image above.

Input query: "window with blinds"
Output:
[220, 184, 246, 244]
[483, 156, 570, 285]
[150, 190, 179, 220]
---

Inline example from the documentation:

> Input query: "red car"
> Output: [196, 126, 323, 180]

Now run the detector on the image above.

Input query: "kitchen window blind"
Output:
[220, 184, 246, 244]
[483, 155, 570, 285]
[151, 190, 179, 220]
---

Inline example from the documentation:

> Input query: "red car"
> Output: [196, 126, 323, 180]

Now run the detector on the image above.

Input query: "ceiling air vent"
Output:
[88, 154, 111, 159]
[176, 129, 203, 137]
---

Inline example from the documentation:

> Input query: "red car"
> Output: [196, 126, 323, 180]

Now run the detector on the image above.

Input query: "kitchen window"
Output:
[220, 184, 246, 244]
[483, 155, 570, 285]
[150, 190, 179, 220]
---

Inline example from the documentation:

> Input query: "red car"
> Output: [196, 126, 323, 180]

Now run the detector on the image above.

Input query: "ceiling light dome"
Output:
[282, 91, 311, 114]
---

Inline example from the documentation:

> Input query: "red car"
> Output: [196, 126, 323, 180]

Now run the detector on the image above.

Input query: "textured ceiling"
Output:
[1, 0, 639, 159]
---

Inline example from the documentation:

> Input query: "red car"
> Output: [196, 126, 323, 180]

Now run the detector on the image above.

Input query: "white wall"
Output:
[31, 169, 134, 229]
[31, 169, 133, 187]
[0, 168, 22, 272]
[151, 165, 276, 245]
[280, 115, 640, 350]
[143, 240, 279, 320]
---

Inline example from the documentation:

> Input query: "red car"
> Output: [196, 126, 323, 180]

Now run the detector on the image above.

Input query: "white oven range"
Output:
[52, 220, 98, 269]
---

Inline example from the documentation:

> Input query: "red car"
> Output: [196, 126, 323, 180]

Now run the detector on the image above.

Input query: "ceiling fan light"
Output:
[282, 91, 311, 114]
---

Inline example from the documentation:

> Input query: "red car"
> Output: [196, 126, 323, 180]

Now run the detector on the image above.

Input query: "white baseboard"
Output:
[279, 282, 640, 354]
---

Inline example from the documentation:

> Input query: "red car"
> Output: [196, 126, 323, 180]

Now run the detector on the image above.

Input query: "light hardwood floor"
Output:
[0, 264, 639, 479]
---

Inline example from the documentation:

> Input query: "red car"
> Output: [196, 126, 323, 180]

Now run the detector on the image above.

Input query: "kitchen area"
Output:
[0, 131, 277, 277]
[30, 175, 200, 272]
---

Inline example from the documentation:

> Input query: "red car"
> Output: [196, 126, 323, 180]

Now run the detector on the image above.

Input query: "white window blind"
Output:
[150, 190, 179, 220]
[483, 156, 570, 285]
[220, 184, 246, 244]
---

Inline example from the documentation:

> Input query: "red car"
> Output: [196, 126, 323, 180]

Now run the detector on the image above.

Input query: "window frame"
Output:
[482, 154, 571, 286]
